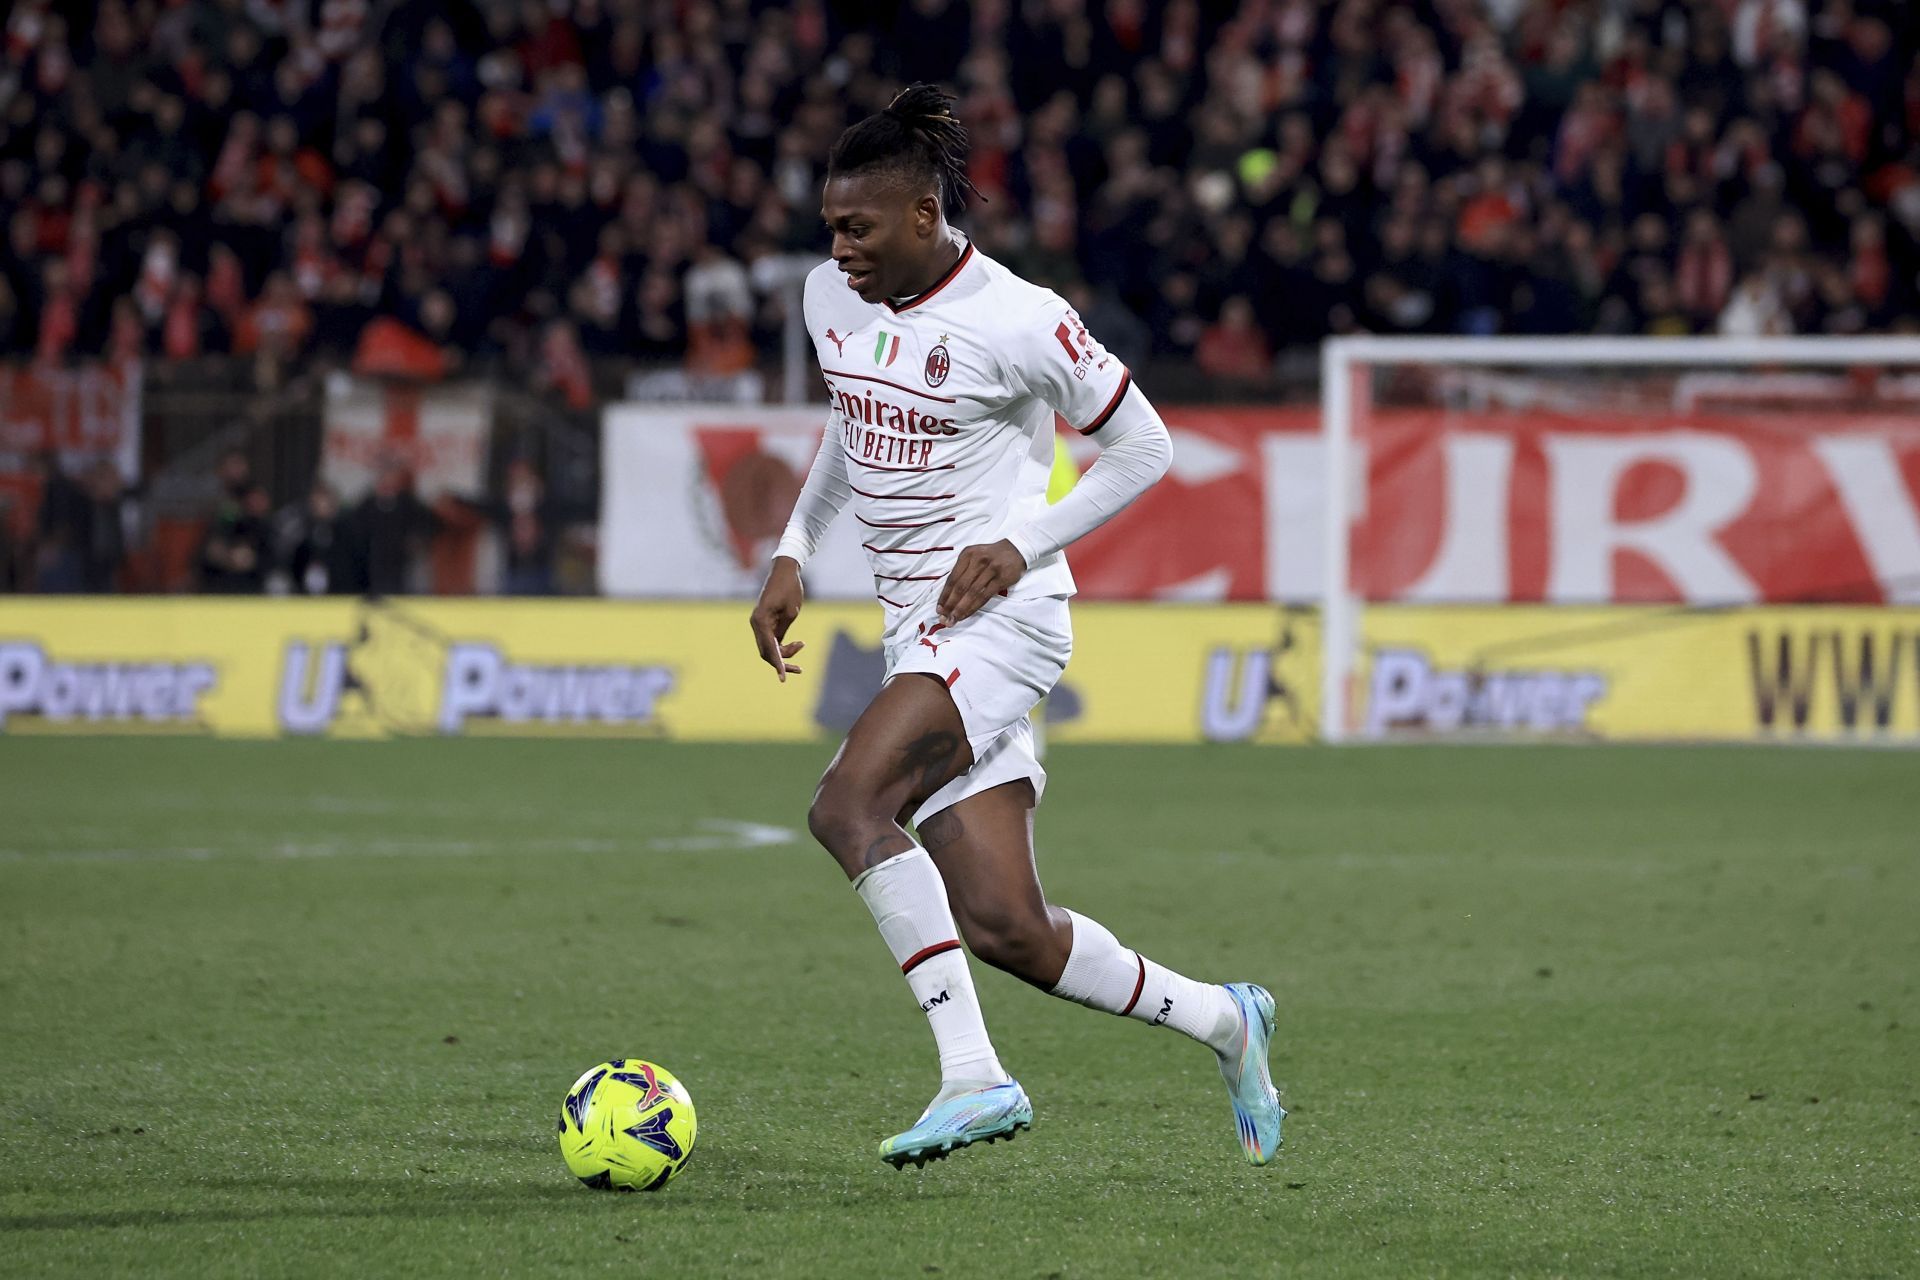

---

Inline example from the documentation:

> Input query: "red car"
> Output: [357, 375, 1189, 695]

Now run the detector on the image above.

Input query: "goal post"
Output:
[1318, 335, 1920, 745]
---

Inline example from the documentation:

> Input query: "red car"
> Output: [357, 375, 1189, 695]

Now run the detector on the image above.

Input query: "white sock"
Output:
[853, 846, 1010, 1088]
[1050, 909, 1241, 1055]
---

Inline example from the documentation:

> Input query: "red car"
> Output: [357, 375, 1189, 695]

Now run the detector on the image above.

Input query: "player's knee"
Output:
[959, 905, 1054, 980]
[805, 789, 854, 854]
[806, 773, 882, 856]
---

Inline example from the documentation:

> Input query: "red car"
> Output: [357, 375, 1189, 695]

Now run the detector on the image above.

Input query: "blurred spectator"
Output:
[1675, 211, 1735, 324]
[466, 458, 575, 596]
[198, 484, 273, 593]
[538, 318, 594, 410]
[31, 451, 90, 592]
[78, 459, 131, 592]
[0, 495, 20, 591]
[350, 459, 438, 596]
[1196, 296, 1272, 384]
[281, 484, 357, 596]
[1720, 273, 1793, 336]
[684, 243, 756, 379]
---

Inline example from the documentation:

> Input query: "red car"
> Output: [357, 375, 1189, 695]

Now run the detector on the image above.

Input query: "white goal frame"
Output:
[1317, 335, 1920, 743]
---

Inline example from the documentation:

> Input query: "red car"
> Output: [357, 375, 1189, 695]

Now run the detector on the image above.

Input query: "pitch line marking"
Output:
[0, 820, 801, 864]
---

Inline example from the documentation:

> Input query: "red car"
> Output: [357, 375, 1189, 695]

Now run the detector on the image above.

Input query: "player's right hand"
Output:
[750, 556, 806, 682]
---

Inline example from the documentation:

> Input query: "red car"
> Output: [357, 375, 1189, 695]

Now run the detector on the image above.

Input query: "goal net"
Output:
[1318, 337, 1920, 746]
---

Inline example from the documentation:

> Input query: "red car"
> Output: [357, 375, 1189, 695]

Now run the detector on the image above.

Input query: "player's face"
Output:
[822, 174, 939, 304]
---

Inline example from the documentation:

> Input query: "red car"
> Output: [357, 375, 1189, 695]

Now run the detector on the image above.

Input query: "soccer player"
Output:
[749, 85, 1283, 1169]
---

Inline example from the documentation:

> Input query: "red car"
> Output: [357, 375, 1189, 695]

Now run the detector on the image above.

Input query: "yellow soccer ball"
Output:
[557, 1059, 698, 1191]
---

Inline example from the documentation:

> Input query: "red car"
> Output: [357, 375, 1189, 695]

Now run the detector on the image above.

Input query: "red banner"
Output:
[599, 402, 1920, 605]
[1071, 407, 1920, 605]
[1358, 409, 1920, 604]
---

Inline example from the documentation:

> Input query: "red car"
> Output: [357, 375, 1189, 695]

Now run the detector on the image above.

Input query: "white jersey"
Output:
[788, 239, 1132, 613]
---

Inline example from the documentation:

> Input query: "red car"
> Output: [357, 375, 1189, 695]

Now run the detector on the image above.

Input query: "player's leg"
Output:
[809, 671, 971, 880]
[807, 673, 1030, 1165]
[921, 779, 1233, 1037]
[923, 779, 1285, 1164]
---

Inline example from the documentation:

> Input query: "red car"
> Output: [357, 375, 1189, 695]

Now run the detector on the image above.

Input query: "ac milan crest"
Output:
[925, 344, 951, 387]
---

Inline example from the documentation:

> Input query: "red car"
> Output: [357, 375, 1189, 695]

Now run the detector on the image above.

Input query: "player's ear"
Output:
[913, 191, 942, 239]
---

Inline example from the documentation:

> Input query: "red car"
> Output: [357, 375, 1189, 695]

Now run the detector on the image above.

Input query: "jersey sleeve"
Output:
[1006, 293, 1133, 435]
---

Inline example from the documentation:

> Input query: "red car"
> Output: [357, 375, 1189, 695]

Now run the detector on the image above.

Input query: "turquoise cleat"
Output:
[1219, 982, 1285, 1165]
[879, 1080, 1033, 1169]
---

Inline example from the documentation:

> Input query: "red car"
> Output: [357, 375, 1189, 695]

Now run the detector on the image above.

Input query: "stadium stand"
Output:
[3, 0, 1916, 373]
[1, 0, 1917, 592]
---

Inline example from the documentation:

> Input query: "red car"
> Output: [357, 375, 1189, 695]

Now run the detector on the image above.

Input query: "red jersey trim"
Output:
[849, 483, 955, 501]
[821, 368, 958, 404]
[1078, 367, 1132, 435]
[857, 514, 956, 529]
[884, 243, 975, 315]
[853, 458, 956, 473]
[863, 543, 956, 554]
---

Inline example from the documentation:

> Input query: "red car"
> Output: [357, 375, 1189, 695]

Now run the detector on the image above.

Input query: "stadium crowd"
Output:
[1, 0, 1918, 390]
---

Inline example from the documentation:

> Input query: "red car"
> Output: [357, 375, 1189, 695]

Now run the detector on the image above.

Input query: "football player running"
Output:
[750, 85, 1282, 1169]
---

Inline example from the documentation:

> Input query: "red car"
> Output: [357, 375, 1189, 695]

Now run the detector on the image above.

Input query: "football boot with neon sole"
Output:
[1219, 982, 1285, 1165]
[879, 1080, 1032, 1169]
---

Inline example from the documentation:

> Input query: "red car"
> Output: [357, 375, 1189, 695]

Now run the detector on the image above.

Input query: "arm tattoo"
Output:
[919, 808, 965, 854]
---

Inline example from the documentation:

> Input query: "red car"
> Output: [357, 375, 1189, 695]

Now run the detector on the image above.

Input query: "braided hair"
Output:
[827, 83, 983, 220]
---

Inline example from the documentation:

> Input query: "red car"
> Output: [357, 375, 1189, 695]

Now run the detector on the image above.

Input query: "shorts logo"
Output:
[925, 344, 950, 387]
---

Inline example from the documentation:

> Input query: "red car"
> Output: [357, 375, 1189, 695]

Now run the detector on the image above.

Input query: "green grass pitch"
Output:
[1, 738, 1915, 1278]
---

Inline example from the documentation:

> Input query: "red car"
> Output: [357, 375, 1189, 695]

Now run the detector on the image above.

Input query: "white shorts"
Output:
[881, 593, 1073, 827]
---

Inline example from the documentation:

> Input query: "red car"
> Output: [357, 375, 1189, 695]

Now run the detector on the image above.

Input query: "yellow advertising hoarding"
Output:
[0, 599, 1912, 744]
[1354, 606, 1920, 742]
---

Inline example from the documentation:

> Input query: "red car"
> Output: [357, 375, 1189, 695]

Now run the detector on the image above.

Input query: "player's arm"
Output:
[1002, 383, 1170, 567]
[750, 426, 852, 682]
[938, 301, 1171, 624]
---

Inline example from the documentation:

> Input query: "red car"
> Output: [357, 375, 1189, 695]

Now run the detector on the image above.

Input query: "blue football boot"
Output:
[879, 1080, 1032, 1169]
[1219, 982, 1285, 1165]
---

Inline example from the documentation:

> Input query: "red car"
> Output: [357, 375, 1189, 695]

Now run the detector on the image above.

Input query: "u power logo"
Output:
[277, 601, 674, 735]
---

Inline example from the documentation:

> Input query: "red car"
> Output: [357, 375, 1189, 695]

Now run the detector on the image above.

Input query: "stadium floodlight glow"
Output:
[1317, 335, 1920, 744]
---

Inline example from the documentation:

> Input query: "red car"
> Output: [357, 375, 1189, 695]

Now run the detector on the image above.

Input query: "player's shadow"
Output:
[0, 1151, 969, 1234]
[0, 1181, 585, 1234]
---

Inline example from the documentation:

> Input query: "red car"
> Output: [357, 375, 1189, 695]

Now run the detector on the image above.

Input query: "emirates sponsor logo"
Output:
[826, 379, 958, 435]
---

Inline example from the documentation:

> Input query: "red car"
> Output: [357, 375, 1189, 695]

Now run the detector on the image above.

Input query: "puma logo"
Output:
[825, 328, 847, 356]
[916, 621, 948, 654]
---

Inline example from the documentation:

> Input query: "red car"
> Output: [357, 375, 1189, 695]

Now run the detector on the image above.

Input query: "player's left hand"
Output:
[938, 540, 1027, 625]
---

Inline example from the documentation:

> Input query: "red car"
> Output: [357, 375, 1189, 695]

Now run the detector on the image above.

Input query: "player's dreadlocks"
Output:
[827, 83, 983, 220]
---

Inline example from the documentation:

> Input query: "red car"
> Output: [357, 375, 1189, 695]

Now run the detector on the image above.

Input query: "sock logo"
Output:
[919, 989, 952, 1013]
[1151, 997, 1173, 1027]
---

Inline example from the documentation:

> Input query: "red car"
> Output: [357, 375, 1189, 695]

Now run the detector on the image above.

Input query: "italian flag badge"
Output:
[873, 331, 901, 367]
